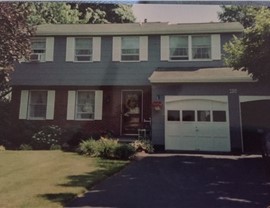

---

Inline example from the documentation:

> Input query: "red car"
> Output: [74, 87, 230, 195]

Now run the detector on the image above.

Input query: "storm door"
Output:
[121, 90, 143, 135]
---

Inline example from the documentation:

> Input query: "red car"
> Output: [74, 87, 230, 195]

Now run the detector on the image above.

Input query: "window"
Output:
[213, 111, 226, 122]
[197, 110, 211, 122]
[19, 90, 55, 120]
[167, 110, 180, 121]
[75, 38, 92, 61]
[169, 36, 188, 60]
[76, 91, 95, 119]
[30, 38, 46, 62]
[192, 35, 211, 59]
[121, 36, 140, 61]
[182, 110, 195, 122]
[67, 90, 103, 121]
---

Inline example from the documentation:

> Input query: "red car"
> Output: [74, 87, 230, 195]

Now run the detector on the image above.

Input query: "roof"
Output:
[35, 22, 243, 36]
[148, 67, 255, 83]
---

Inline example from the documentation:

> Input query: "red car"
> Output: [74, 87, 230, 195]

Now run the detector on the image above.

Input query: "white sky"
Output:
[132, 4, 223, 24]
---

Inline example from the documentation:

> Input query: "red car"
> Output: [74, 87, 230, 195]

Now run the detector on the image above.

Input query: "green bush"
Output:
[79, 137, 135, 160]
[79, 139, 101, 156]
[50, 144, 62, 150]
[0, 145, 6, 151]
[31, 125, 62, 150]
[114, 144, 135, 160]
[131, 139, 154, 153]
[19, 144, 33, 151]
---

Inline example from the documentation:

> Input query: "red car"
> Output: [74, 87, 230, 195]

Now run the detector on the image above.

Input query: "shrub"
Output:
[98, 137, 119, 159]
[50, 144, 62, 150]
[131, 139, 154, 153]
[31, 125, 62, 150]
[114, 144, 135, 160]
[0, 145, 6, 151]
[79, 137, 136, 160]
[79, 139, 101, 156]
[19, 144, 32, 150]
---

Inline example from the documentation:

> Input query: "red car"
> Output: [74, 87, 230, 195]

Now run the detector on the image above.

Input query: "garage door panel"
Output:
[165, 96, 230, 152]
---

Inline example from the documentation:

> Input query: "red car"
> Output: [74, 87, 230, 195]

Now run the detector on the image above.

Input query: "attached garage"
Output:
[165, 96, 230, 152]
[240, 96, 270, 153]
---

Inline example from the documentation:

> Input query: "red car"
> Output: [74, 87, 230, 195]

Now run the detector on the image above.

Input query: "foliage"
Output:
[25, 2, 82, 25]
[0, 145, 6, 151]
[218, 5, 261, 28]
[70, 3, 136, 23]
[223, 7, 270, 81]
[0, 3, 34, 99]
[79, 137, 135, 160]
[0, 99, 12, 148]
[31, 125, 62, 150]
[130, 139, 154, 153]
[19, 144, 33, 150]
[114, 144, 135, 160]
[50, 144, 62, 150]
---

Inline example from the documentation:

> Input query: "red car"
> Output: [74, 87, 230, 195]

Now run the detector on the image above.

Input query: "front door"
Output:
[121, 90, 143, 135]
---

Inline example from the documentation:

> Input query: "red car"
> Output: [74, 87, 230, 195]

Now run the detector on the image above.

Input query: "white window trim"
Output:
[66, 37, 101, 62]
[74, 37, 93, 63]
[161, 34, 221, 62]
[19, 90, 55, 120]
[75, 90, 95, 121]
[113, 36, 148, 62]
[22, 37, 55, 63]
[67, 90, 103, 121]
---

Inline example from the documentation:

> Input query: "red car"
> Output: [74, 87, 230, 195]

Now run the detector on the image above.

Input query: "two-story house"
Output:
[11, 22, 270, 153]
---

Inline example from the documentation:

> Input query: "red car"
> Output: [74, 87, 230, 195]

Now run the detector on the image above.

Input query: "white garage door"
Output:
[165, 96, 230, 152]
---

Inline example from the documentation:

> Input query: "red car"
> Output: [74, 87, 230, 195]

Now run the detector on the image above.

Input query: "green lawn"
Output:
[0, 151, 129, 208]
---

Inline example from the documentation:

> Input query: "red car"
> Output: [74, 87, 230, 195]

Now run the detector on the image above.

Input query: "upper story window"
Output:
[169, 35, 188, 60]
[19, 90, 55, 120]
[121, 36, 140, 61]
[25, 37, 54, 63]
[112, 36, 148, 62]
[192, 35, 211, 59]
[75, 38, 93, 62]
[66, 37, 101, 62]
[31, 38, 46, 62]
[161, 34, 221, 61]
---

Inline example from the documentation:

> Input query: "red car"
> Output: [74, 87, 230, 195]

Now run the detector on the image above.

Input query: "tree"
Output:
[26, 2, 82, 25]
[70, 3, 136, 23]
[26, 3, 136, 25]
[223, 7, 270, 82]
[218, 5, 261, 28]
[0, 3, 34, 99]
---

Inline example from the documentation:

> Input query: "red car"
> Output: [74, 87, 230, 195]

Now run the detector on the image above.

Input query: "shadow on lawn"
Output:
[39, 159, 128, 207]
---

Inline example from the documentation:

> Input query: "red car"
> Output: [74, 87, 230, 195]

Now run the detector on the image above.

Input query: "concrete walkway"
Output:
[67, 153, 270, 208]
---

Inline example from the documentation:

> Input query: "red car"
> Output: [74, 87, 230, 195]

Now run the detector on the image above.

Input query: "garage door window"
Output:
[167, 110, 180, 121]
[213, 111, 226, 122]
[182, 110, 195, 121]
[198, 110, 211, 122]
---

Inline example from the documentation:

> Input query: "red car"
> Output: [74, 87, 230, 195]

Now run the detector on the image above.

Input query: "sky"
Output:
[132, 4, 223, 24]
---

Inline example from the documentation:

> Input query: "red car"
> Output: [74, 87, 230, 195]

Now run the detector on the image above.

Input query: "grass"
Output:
[0, 151, 129, 208]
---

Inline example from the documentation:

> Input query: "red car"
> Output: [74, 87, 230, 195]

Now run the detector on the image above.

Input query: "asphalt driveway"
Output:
[68, 153, 270, 208]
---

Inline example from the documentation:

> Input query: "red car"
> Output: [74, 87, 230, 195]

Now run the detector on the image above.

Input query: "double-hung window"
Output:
[29, 91, 47, 119]
[192, 35, 211, 59]
[161, 34, 220, 61]
[76, 91, 95, 119]
[121, 36, 140, 61]
[169, 35, 188, 60]
[19, 90, 55, 120]
[67, 90, 103, 120]
[75, 38, 93, 61]
[31, 38, 46, 62]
